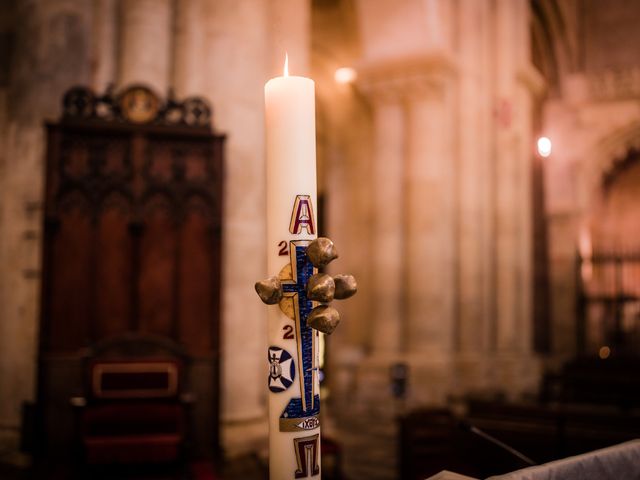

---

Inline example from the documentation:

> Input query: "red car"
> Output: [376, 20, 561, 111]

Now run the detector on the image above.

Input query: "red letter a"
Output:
[289, 195, 315, 235]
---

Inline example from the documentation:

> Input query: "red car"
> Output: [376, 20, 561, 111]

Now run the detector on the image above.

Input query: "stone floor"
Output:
[0, 426, 344, 480]
[0, 455, 267, 480]
[336, 404, 399, 480]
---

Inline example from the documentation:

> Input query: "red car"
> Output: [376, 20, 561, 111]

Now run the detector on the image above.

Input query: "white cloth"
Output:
[486, 440, 640, 480]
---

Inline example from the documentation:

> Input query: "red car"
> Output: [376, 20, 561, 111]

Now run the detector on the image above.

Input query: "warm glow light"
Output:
[579, 227, 592, 258]
[578, 226, 593, 280]
[537, 136, 552, 157]
[334, 67, 357, 84]
[284, 52, 289, 77]
[599, 346, 611, 359]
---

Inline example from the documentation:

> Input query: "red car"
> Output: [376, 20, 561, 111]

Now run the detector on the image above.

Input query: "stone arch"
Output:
[575, 121, 640, 252]
[581, 120, 640, 213]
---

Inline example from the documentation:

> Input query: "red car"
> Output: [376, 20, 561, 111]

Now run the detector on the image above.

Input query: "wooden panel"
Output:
[49, 195, 92, 350]
[101, 137, 132, 178]
[139, 195, 176, 337]
[145, 136, 214, 185]
[40, 87, 224, 459]
[95, 194, 133, 338]
[59, 133, 91, 179]
[179, 203, 214, 353]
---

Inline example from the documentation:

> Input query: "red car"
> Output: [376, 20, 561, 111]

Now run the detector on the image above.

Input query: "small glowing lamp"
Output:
[599, 345, 611, 359]
[537, 136, 552, 157]
[334, 67, 357, 84]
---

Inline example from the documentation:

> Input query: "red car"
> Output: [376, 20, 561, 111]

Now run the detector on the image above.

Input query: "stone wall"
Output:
[0, 0, 310, 458]
[312, 1, 543, 477]
[1, 0, 639, 475]
[544, 72, 640, 353]
[336, 0, 540, 400]
[0, 0, 94, 449]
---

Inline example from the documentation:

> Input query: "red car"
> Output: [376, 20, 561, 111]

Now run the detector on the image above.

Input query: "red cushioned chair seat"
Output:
[84, 434, 182, 464]
[83, 403, 183, 436]
[80, 359, 186, 465]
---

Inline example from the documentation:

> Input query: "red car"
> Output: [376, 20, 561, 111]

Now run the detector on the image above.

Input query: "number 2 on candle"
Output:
[278, 241, 289, 256]
[282, 325, 294, 340]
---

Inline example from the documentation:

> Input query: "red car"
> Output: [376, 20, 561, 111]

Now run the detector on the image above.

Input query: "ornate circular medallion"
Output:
[63, 87, 96, 118]
[118, 85, 160, 124]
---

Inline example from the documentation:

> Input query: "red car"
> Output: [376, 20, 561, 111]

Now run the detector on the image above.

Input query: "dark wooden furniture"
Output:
[76, 336, 189, 465]
[576, 250, 640, 356]
[542, 356, 640, 409]
[399, 408, 462, 480]
[37, 85, 224, 462]
[399, 401, 640, 479]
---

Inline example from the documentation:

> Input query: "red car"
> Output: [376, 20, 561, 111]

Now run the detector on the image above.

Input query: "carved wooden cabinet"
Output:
[37, 86, 224, 460]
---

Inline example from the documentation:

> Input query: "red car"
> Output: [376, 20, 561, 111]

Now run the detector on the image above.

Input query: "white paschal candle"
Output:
[264, 56, 321, 479]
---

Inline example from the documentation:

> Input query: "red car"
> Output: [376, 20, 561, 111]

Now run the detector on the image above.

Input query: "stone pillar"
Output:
[369, 95, 405, 356]
[454, 0, 494, 391]
[172, 0, 206, 97]
[91, 0, 117, 92]
[491, 0, 542, 394]
[405, 78, 455, 359]
[201, 0, 270, 456]
[118, 0, 172, 93]
[358, 55, 457, 406]
[494, 0, 522, 354]
[478, 1, 498, 362]
[0, 0, 92, 445]
[493, 0, 542, 356]
[457, 0, 491, 353]
[513, 0, 536, 356]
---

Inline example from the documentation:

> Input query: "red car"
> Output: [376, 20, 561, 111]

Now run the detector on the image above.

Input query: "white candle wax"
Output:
[264, 63, 321, 479]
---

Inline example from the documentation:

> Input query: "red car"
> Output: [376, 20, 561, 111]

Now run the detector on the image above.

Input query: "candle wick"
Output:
[284, 52, 289, 77]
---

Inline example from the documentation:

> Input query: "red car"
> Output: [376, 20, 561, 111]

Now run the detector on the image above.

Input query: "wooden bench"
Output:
[400, 401, 640, 479]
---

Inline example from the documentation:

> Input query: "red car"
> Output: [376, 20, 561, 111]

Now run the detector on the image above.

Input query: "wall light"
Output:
[537, 136, 552, 157]
[334, 67, 357, 84]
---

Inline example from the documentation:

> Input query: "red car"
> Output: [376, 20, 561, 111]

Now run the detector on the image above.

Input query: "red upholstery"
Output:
[80, 359, 186, 464]
[85, 434, 182, 464]
[83, 404, 183, 436]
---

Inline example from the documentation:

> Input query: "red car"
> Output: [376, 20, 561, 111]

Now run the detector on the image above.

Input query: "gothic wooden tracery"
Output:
[38, 84, 224, 459]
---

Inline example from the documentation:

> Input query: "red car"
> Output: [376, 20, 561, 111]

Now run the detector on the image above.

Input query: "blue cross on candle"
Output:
[281, 241, 320, 420]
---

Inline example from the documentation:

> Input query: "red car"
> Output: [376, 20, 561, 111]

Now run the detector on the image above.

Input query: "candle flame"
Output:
[284, 53, 289, 77]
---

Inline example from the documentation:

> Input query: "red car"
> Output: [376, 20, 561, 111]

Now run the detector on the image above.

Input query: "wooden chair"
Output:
[72, 335, 193, 466]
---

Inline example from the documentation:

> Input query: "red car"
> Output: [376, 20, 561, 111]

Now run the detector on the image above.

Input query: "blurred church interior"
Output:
[1, 0, 640, 478]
